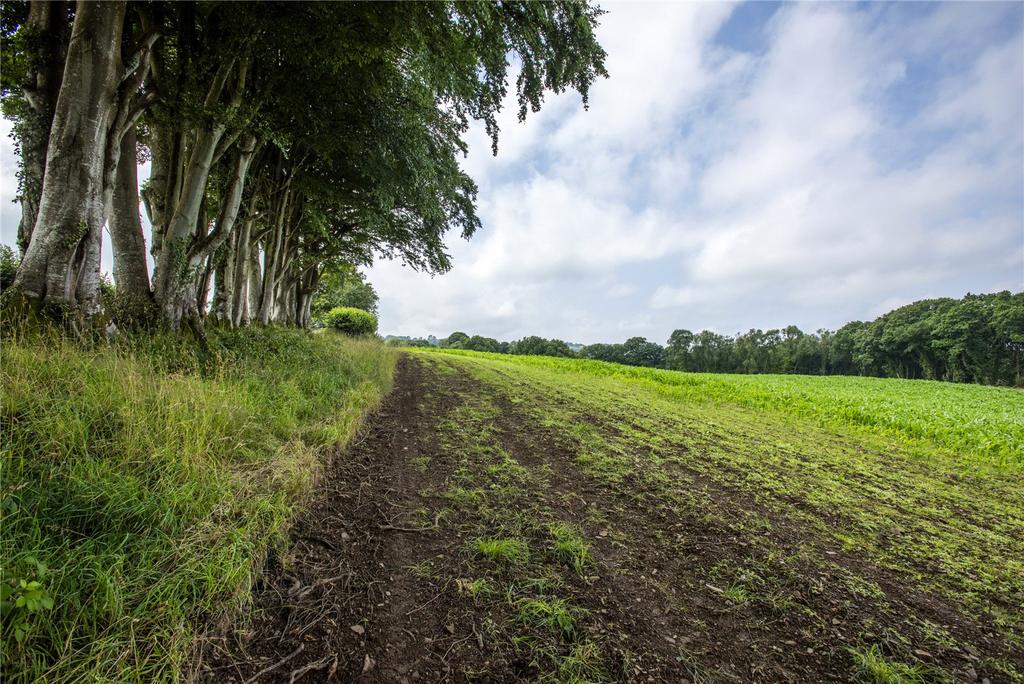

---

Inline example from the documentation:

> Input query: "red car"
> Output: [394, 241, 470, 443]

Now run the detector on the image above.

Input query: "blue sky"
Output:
[1, 2, 1021, 344]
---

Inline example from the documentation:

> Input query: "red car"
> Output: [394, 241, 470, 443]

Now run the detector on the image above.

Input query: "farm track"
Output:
[199, 355, 1022, 683]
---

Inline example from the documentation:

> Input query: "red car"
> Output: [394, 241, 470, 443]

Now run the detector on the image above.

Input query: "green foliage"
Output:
[473, 538, 530, 567]
[0, 244, 20, 291]
[324, 306, 378, 336]
[662, 292, 1024, 386]
[312, 268, 379, 322]
[0, 327, 394, 681]
[510, 336, 574, 358]
[849, 645, 941, 684]
[516, 597, 577, 637]
[442, 331, 470, 348]
[548, 523, 591, 574]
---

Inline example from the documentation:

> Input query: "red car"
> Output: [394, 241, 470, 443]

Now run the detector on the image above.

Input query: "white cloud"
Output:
[369, 2, 1023, 342]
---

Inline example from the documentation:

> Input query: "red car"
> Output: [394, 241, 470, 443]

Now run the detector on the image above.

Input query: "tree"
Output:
[4, 1, 608, 332]
[311, 267, 378, 324]
[664, 329, 694, 371]
[7, 1, 156, 318]
[443, 332, 470, 349]
[620, 337, 663, 367]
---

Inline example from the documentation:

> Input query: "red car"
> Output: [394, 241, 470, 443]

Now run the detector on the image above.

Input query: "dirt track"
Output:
[199, 355, 1021, 683]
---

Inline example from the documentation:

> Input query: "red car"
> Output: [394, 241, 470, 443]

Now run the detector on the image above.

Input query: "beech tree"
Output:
[2, 1, 608, 334]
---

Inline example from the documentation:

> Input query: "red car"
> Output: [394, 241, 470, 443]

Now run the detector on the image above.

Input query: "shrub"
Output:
[324, 306, 378, 336]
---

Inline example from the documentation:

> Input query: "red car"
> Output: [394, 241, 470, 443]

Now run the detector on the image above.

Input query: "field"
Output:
[204, 348, 1023, 683]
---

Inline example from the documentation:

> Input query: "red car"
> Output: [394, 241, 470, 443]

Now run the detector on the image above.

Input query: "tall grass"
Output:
[418, 348, 1023, 467]
[1, 327, 394, 681]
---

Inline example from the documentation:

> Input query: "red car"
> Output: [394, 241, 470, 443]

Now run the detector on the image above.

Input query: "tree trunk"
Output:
[247, 249, 262, 324]
[230, 212, 254, 327]
[257, 190, 289, 325]
[153, 132, 255, 328]
[109, 126, 153, 316]
[11, 1, 126, 315]
[16, 1, 71, 253]
[212, 232, 235, 322]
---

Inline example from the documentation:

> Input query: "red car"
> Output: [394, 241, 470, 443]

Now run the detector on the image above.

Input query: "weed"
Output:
[849, 644, 943, 683]
[723, 582, 750, 604]
[473, 538, 530, 567]
[406, 561, 435, 579]
[548, 523, 591, 574]
[516, 597, 578, 637]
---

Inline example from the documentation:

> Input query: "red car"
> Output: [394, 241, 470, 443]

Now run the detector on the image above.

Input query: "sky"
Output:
[1, 2, 1022, 344]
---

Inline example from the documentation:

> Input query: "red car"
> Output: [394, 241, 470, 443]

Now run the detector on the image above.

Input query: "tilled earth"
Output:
[198, 355, 1022, 683]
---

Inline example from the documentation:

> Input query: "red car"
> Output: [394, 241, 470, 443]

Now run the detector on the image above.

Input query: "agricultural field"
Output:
[205, 348, 1024, 683]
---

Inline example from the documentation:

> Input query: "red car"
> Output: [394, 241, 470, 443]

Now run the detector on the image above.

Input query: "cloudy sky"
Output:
[1, 2, 1022, 344]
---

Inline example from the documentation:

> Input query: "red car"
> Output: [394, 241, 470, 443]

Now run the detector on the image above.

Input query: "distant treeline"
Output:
[393, 292, 1023, 386]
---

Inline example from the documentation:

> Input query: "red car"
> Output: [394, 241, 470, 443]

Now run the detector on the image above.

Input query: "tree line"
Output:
[0, 1, 607, 339]
[427, 291, 1024, 386]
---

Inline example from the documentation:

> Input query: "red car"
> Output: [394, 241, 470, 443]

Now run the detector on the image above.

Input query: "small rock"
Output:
[445, 624, 455, 635]
[351, 624, 365, 635]
[362, 654, 376, 673]
[806, 648, 814, 654]
[341, 532, 351, 541]
[599, 529, 609, 537]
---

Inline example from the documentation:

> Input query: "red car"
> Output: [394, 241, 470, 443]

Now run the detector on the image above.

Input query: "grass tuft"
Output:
[473, 538, 530, 567]
[516, 597, 578, 637]
[548, 523, 591, 574]
[849, 644, 941, 684]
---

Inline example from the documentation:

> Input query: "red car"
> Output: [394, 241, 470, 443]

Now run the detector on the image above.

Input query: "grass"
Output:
[416, 348, 1024, 467]
[0, 326, 394, 682]
[849, 644, 941, 683]
[473, 538, 531, 567]
[516, 597, 578, 636]
[548, 523, 591, 574]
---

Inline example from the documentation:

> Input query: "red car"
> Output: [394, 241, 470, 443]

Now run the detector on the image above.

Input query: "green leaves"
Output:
[2, 556, 56, 644]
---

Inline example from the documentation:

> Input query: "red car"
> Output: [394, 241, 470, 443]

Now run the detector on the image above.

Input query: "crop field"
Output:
[207, 348, 1023, 683]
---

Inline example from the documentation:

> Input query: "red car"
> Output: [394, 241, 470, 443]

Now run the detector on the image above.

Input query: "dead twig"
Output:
[287, 655, 333, 683]
[242, 644, 304, 684]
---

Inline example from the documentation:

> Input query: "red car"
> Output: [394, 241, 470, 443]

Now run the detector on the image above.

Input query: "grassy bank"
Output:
[1, 328, 394, 682]
[418, 348, 1024, 467]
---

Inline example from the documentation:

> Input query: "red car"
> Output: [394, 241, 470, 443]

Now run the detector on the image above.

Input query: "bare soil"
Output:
[198, 355, 1022, 683]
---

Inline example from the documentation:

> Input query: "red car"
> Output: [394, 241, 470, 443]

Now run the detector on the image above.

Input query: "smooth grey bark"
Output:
[109, 127, 152, 304]
[151, 61, 249, 328]
[230, 212, 254, 327]
[247, 249, 262, 323]
[16, 0, 71, 252]
[257, 187, 290, 325]
[12, 1, 126, 314]
[212, 231, 235, 322]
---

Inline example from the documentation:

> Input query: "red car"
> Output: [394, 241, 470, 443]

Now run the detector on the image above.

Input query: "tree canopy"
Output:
[1, 1, 608, 335]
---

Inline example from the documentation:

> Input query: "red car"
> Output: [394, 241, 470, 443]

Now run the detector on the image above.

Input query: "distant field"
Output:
[420, 348, 1024, 467]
